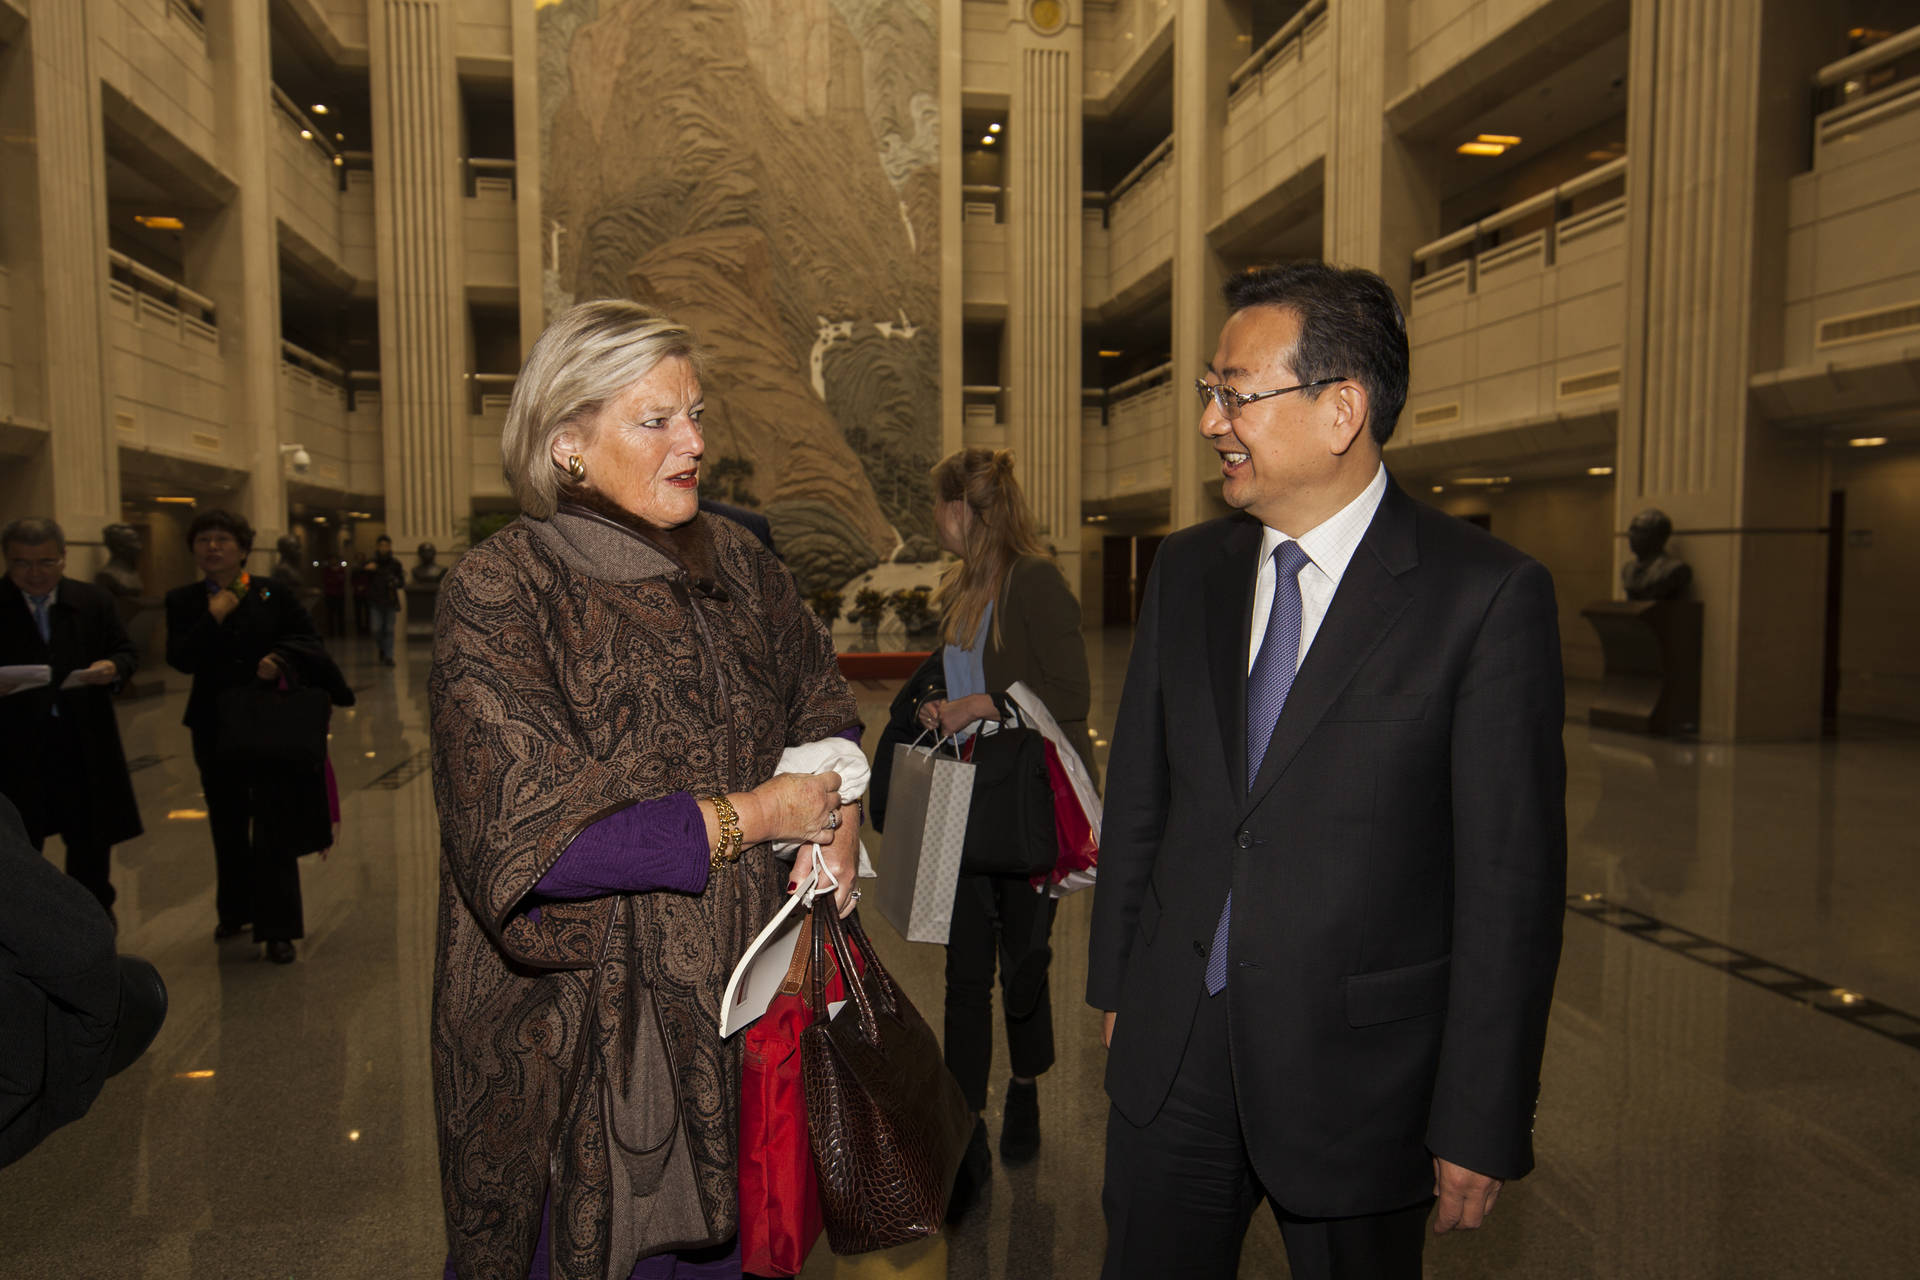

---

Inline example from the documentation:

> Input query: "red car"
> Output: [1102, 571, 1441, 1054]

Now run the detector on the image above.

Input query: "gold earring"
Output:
[566, 454, 586, 481]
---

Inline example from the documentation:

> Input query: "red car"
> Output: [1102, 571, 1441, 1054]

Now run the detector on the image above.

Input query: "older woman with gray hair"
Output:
[430, 299, 863, 1280]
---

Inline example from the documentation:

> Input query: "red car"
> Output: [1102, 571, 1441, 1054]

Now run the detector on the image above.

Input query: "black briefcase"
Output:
[959, 728, 1056, 878]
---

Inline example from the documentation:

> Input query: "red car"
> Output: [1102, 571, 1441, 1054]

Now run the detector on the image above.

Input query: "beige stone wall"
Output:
[1832, 445, 1920, 722]
[1430, 475, 1615, 681]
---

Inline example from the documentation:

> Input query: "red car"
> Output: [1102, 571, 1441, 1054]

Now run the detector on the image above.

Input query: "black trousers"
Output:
[192, 726, 304, 942]
[943, 872, 1057, 1114]
[1101, 990, 1431, 1280]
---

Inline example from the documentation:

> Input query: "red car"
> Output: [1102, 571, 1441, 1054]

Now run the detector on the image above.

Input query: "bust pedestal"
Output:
[1581, 599, 1703, 736]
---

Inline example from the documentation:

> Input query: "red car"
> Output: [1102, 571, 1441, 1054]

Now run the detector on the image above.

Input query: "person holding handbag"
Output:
[911, 447, 1099, 1221]
[429, 300, 862, 1280]
[165, 509, 351, 965]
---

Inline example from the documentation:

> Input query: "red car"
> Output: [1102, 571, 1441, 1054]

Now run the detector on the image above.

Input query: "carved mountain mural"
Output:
[537, 0, 941, 593]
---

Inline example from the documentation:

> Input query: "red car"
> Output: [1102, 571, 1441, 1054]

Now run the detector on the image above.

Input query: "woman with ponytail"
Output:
[912, 447, 1098, 1220]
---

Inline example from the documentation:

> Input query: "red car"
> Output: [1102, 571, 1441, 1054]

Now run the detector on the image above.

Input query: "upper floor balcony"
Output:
[469, 373, 515, 499]
[1401, 156, 1627, 455]
[1777, 26, 1920, 384]
[280, 343, 367, 495]
[1220, 1, 1329, 226]
[463, 160, 519, 296]
[1084, 362, 1174, 503]
[97, 0, 219, 175]
[273, 90, 376, 283]
[105, 250, 228, 464]
[1098, 138, 1174, 312]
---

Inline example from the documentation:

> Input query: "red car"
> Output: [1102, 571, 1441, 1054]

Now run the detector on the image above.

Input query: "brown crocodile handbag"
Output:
[800, 900, 974, 1254]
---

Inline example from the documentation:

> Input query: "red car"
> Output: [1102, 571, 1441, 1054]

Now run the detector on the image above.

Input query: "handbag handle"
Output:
[806, 901, 899, 1046]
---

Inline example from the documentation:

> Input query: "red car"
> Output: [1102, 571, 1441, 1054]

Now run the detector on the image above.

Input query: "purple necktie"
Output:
[1207, 540, 1312, 997]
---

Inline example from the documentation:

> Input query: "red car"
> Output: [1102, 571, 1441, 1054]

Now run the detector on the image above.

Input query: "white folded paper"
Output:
[719, 847, 842, 1037]
[0, 665, 51, 695]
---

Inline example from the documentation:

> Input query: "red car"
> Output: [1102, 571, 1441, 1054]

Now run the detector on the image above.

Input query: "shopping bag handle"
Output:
[908, 728, 965, 759]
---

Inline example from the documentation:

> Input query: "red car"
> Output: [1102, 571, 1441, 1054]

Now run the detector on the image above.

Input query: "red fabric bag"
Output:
[739, 913, 860, 1275]
[1034, 740, 1098, 890]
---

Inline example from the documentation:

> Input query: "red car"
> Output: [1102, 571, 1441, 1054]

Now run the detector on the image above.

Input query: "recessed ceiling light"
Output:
[312, 103, 329, 115]
[1476, 133, 1522, 146]
[981, 135, 995, 145]
[300, 129, 313, 140]
[1587, 465, 1614, 476]
[153, 495, 196, 504]
[134, 215, 185, 230]
[1097, 349, 1123, 358]
[1431, 485, 1445, 493]
[1457, 141, 1506, 157]
[988, 122, 1002, 134]
[1452, 476, 1512, 486]
[1848, 436, 1887, 447]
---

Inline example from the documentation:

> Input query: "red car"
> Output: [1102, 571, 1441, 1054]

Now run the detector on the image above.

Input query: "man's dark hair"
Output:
[1222, 261, 1410, 446]
[375, 534, 392, 547]
[185, 509, 255, 554]
[1, 517, 65, 555]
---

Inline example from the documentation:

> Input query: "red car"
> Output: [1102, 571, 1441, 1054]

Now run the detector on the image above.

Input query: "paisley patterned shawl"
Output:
[430, 510, 857, 1280]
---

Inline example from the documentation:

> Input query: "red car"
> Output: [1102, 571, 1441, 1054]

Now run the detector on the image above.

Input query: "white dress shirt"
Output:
[1247, 463, 1389, 674]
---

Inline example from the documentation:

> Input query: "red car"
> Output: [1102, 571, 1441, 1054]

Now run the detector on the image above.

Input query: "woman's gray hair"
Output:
[499, 299, 706, 518]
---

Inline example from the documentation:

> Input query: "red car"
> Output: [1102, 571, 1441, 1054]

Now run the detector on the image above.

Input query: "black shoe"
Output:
[946, 1118, 990, 1226]
[265, 940, 296, 965]
[214, 921, 250, 942]
[107, 957, 168, 1076]
[1000, 1078, 1040, 1164]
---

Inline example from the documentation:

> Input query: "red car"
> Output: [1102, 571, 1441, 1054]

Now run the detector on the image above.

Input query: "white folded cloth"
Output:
[770, 737, 876, 878]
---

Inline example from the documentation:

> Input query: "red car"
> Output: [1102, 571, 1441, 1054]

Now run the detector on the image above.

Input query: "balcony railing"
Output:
[107, 250, 216, 326]
[1812, 23, 1920, 166]
[1106, 138, 1174, 301]
[1411, 156, 1626, 292]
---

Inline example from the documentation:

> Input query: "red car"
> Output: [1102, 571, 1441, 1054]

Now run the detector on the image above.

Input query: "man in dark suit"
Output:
[0, 519, 144, 919]
[1088, 262, 1566, 1278]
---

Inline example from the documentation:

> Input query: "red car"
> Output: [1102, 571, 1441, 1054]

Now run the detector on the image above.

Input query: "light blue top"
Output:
[941, 602, 993, 743]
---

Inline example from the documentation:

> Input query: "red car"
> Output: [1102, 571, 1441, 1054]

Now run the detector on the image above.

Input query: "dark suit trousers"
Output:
[40, 714, 116, 910]
[1101, 990, 1431, 1280]
[944, 873, 1058, 1113]
[191, 726, 304, 942]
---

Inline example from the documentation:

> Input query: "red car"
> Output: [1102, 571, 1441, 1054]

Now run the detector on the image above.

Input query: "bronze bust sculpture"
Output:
[413, 541, 446, 584]
[270, 534, 306, 587]
[1621, 508, 1692, 601]
[95, 524, 145, 599]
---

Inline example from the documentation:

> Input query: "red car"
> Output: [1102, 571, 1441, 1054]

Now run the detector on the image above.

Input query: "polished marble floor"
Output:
[2, 627, 1917, 1279]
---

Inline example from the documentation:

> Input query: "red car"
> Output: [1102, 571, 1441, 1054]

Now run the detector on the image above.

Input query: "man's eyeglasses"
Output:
[1194, 376, 1343, 421]
[7, 557, 63, 574]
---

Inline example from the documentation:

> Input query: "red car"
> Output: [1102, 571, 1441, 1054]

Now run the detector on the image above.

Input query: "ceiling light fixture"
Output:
[1431, 485, 1444, 493]
[1587, 465, 1614, 476]
[134, 215, 185, 230]
[1457, 141, 1506, 157]
[153, 495, 196, 504]
[981, 135, 995, 146]
[1476, 133, 1522, 146]
[312, 103, 329, 115]
[1452, 476, 1512, 486]
[1097, 348, 1123, 358]
[300, 128, 313, 140]
[1849, 436, 1888, 447]
[988, 122, 1002, 134]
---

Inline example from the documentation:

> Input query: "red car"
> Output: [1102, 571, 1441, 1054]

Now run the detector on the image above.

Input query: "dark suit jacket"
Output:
[0, 578, 143, 847]
[1086, 479, 1566, 1218]
[164, 577, 344, 730]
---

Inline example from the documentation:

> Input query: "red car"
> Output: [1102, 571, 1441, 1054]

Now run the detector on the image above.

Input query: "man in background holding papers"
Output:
[0, 518, 143, 922]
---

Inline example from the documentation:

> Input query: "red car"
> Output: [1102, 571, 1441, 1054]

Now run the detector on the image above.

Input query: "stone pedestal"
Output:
[1582, 599, 1703, 736]
[404, 581, 439, 640]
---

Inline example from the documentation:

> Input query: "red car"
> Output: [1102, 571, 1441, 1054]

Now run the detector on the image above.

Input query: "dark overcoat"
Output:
[0, 577, 142, 848]
[429, 507, 857, 1280]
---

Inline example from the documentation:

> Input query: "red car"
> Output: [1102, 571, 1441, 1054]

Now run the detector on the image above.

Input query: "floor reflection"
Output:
[0, 628, 1914, 1279]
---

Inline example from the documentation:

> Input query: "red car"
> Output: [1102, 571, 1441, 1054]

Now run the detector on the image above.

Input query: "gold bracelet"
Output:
[708, 794, 743, 869]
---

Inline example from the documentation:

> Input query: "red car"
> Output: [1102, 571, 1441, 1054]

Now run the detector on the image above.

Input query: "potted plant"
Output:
[889, 585, 937, 646]
[849, 587, 889, 643]
[808, 588, 844, 627]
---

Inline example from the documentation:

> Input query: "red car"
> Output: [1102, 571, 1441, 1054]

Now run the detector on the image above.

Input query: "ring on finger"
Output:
[827, 810, 840, 830]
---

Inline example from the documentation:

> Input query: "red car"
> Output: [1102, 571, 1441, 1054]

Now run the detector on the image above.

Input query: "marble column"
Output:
[1616, 0, 1829, 740]
[27, 1, 117, 561]
[199, 0, 285, 560]
[1005, 1, 1083, 583]
[1323, 0, 1433, 298]
[1168, 0, 1242, 530]
[938, 0, 964, 462]
[370, 0, 470, 555]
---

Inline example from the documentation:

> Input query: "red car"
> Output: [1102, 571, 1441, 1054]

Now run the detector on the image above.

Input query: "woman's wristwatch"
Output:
[707, 794, 744, 869]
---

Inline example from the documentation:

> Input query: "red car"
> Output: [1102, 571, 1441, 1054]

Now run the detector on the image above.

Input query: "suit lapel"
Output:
[0, 579, 49, 660]
[1203, 517, 1264, 788]
[1239, 480, 1421, 818]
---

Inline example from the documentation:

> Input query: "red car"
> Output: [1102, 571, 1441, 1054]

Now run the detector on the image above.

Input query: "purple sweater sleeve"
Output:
[534, 792, 710, 900]
[532, 730, 864, 904]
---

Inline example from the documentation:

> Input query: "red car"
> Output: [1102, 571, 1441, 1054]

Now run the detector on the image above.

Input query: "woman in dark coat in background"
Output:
[165, 509, 351, 965]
